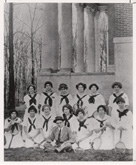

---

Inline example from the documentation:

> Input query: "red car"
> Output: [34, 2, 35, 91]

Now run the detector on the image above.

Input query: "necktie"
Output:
[42, 115, 51, 131]
[28, 118, 36, 133]
[60, 94, 69, 105]
[43, 92, 53, 107]
[63, 114, 73, 127]
[57, 128, 61, 143]
[77, 94, 87, 108]
[29, 94, 37, 105]
[96, 119, 107, 127]
[88, 94, 99, 104]
[113, 93, 124, 103]
[117, 109, 129, 120]
[78, 120, 87, 131]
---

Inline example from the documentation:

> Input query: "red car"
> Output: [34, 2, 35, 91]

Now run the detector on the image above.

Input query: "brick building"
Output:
[37, 3, 133, 109]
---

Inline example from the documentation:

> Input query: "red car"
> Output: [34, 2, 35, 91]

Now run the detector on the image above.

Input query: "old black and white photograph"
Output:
[3, 1, 134, 162]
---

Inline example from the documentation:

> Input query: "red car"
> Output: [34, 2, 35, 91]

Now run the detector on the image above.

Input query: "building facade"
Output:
[37, 3, 133, 108]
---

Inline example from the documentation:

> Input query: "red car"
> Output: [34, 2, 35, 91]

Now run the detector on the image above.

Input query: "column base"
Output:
[59, 68, 72, 73]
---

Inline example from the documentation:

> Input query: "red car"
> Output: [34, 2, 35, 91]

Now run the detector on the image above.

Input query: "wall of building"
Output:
[37, 72, 115, 105]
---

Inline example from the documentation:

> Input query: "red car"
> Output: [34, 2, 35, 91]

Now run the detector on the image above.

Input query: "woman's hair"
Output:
[62, 104, 73, 114]
[9, 110, 18, 118]
[76, 83, 87, 90]
[42, 104, 51, 111]
[28, 105, 37, 113]
[27, 84, 36, 92]
[75, 108, 85, 116]
[97, 105, 107, 114]
[44, 81, 53, 88]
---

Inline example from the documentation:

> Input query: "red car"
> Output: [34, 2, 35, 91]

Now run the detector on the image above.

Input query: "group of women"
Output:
[4, 81, 133, 150]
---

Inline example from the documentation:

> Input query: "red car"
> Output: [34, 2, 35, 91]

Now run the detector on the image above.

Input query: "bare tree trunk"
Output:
[31, 29, 35, 84]
[8, 3, 15, 109]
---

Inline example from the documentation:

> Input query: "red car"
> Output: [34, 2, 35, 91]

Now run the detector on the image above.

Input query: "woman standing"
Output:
[88, 83, 105, 118]
[56, 83, 73, 116]
[39, 81, 57, 117]
[23, 85, 40, 118]
[108, 82, 129, 116]
[73, 83, 89, 117]
[4, 110, 24, 148]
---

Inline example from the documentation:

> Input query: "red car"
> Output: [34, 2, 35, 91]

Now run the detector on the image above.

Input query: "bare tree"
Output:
[8, 3, 15, 109]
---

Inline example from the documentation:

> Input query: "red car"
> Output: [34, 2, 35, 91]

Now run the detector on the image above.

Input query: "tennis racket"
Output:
[88, 111, 98, 119]
[115, 129, 126, 153]
[91, 127, 105, 150]
[8, 134, 14, 149]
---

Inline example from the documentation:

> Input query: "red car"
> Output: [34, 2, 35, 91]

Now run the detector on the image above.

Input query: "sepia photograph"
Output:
[3, 1, 133, 161]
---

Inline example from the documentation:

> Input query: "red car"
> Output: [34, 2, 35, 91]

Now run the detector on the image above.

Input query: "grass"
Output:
[4, 148, 133, 161]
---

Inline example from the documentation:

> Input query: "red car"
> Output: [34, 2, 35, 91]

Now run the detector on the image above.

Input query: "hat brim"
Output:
[53, 119, 64, 123]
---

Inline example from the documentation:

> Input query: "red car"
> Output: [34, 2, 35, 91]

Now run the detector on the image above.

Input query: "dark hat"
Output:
[97, 105, 107, 114]
[76, 83, 87, 90]
[75, 108, 85, 116]
[9, 110, 18, 118]
[53, 116, 64, 123]
[27, 84, 36, 92]
[58, 83, 68, 90]
[42, 104, 51, 111]
[89, 83, 99, 90]
[112, 82, 122, 89]
[62, 104, 73, 114]
[44, 81, 53, 88]
[28, 105, 37, 113]
[116, 97, 125, 104]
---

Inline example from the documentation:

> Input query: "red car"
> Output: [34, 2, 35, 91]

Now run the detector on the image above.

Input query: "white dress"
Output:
[73, 94, 90, 116]
[56, 94, 73, 116]
[88, 93, 106, 117]
[24, 93, 40, 117]
[23, 114, 43, 148]
[73, 118, 93, 150]
[63, 114, 79, 133]
[40, 113, 55, 138]
[39, 92, 58, 117]
[108, 91, 129, 111]
[91, 114, 115, 150]
[4, 117, 24, 149]
[112, 108, 133, 149]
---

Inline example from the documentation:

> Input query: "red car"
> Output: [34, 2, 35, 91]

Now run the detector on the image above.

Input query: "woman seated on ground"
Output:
[62, 104, 79, 133]
[23, 105, 43, 148]
[88, 83, 106, 118]
[90, 105, 115, 150]
[4, 110, 24, 149]
[43, 116, 75, 153]
[113, 97, 133, 149]
[40, 104, 55, 140]
[72, 108, 93, 150]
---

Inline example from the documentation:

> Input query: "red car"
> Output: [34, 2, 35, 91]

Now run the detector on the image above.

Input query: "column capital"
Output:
[74, 3, 85, 12]
[98, 5, 108, 13]
[85, 6, 96, 15]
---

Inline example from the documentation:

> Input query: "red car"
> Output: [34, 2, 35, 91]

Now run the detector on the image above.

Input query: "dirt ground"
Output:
[4, 148, 133, 161]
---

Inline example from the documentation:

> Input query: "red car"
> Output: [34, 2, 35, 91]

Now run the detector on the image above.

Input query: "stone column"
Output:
[85, 6, 95, 72]
[75, 3, 85, 72]
[60, 3, 72, 72]
[41, 3, 59, 73]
